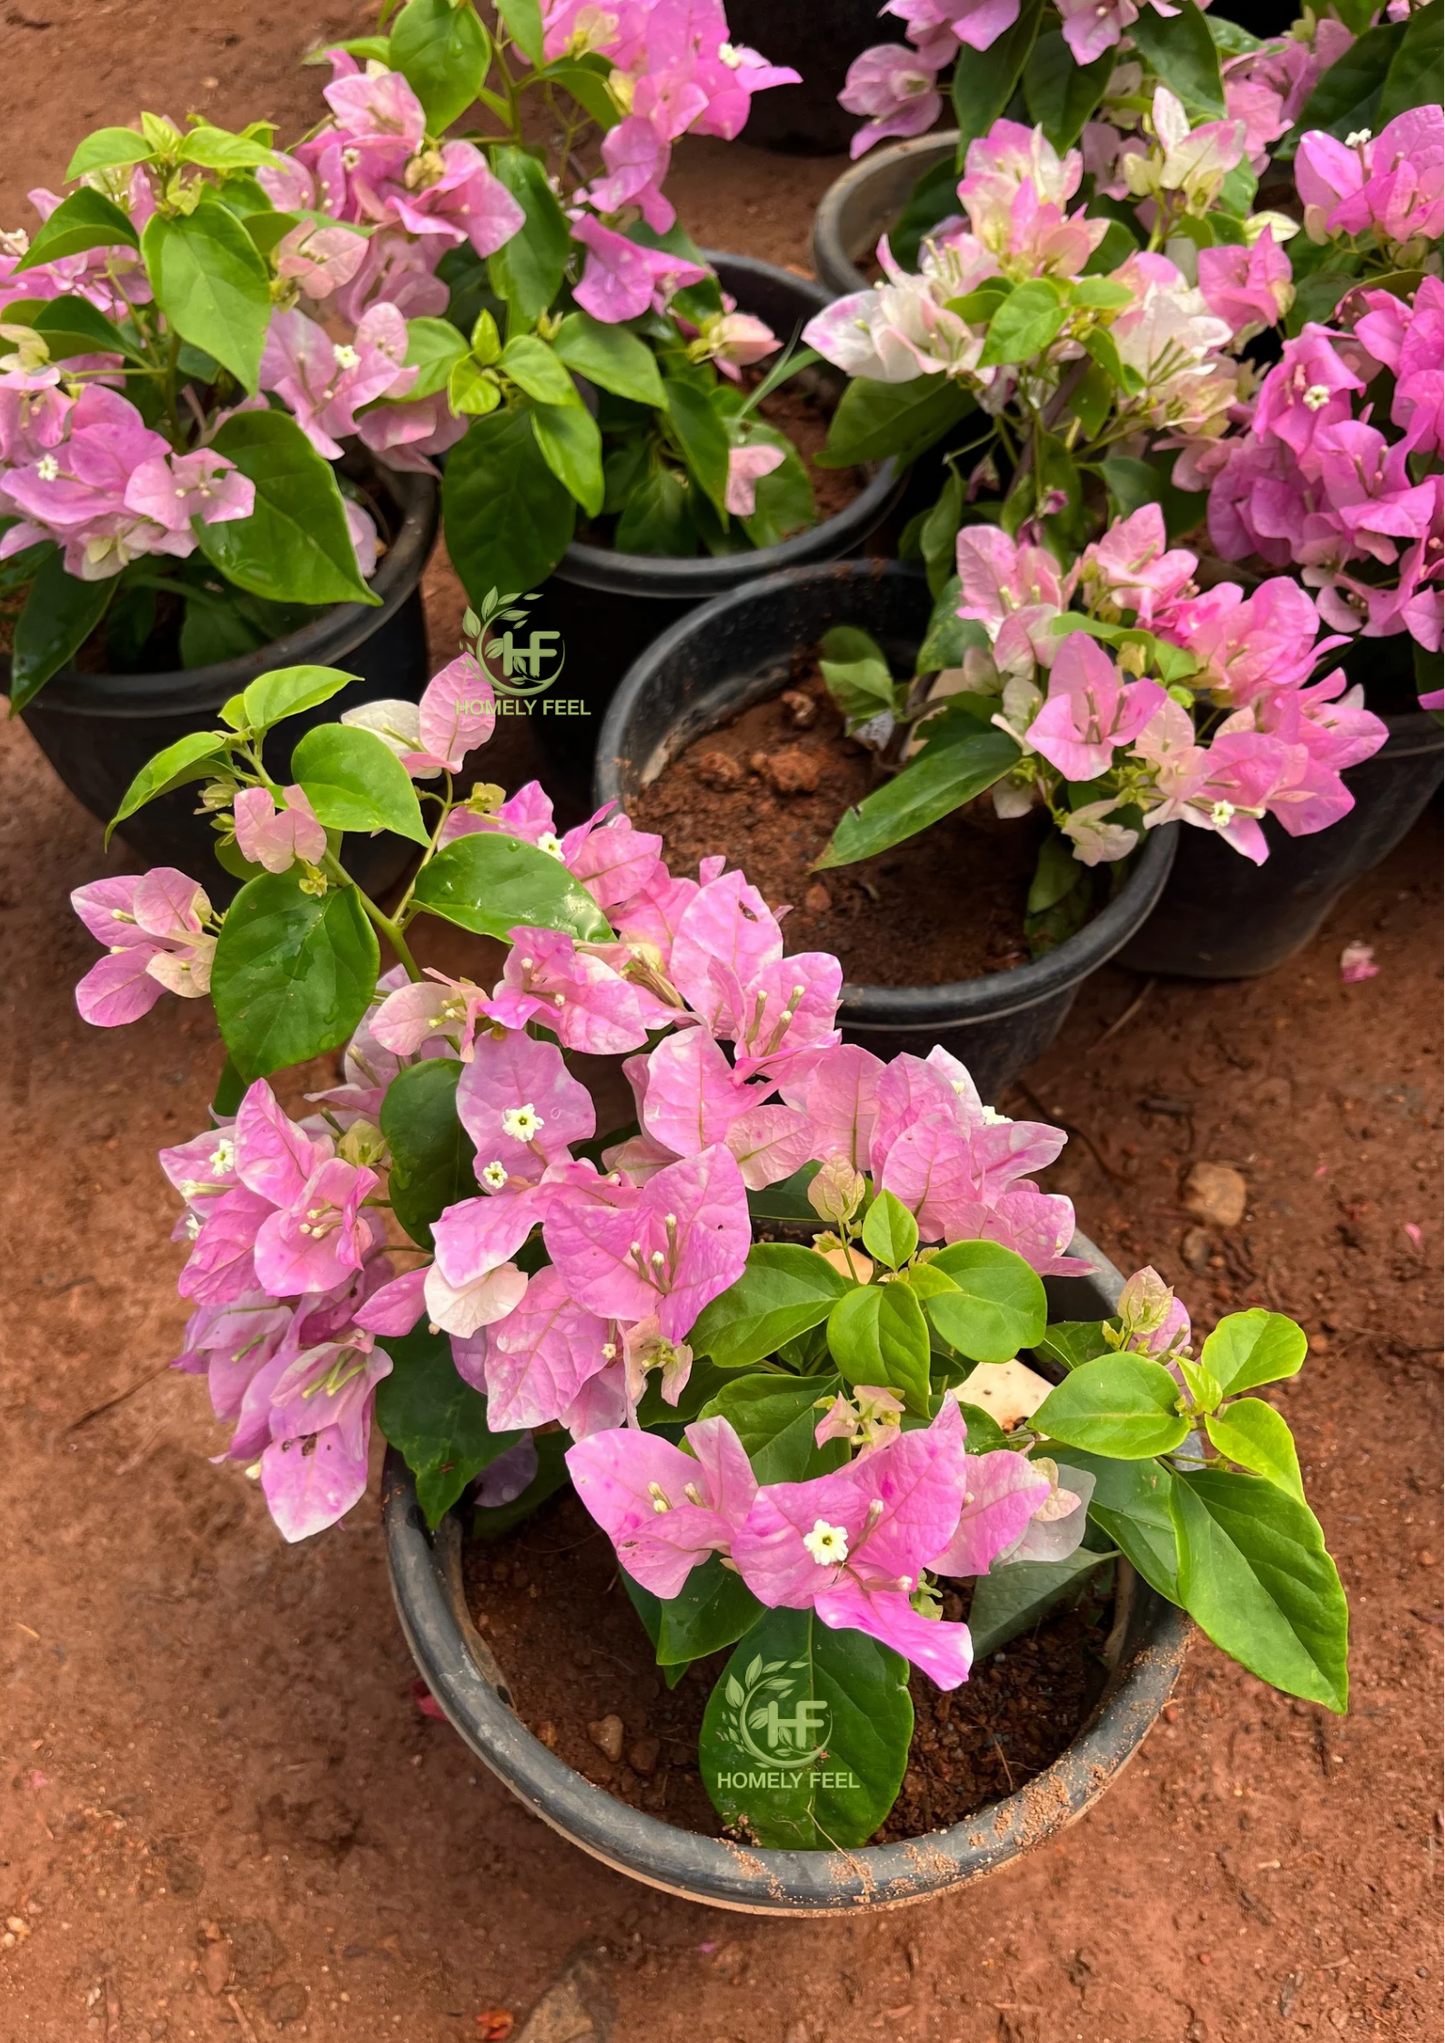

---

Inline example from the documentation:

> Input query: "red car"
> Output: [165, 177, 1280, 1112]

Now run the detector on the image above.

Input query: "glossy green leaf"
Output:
[380, 1059, 478, 1250]
[818, 624, 895, 725]
[7, 555, 115, 710]
[290, 722, 430, 845]
[501, 333, 579, 407]
[211, 870, 379, 1079]
[8, 293, 139, 362]
[65, 128, 156, 179]
[544, 57, 625, 130]
[966, 1547, 1115, 1657]
[1065, 1448, 1180, 1599]
[814, 728, 1019, 868]
[199, 411, 379, 606]
[141, 192, 271, 390]
[1033, 1320, 1113, 1373]
[1379, 0, 1441, 123]
[177, 124, 281, 172]
[403, 315, 469, 399]
[375, 1321, 520, 1528]
[818, 372, 975, 468]
[410, 829, 612, 942]
[222, 663, 357, 734]
[551, 309, 665, 406]
[531, 399, 605, 516]
[690, 1244, 849, 1372]
[926, 1241, 1048, 1361]
[494, 0, 545, 63]
[1023, 31, 1115, 151]
[1171, 1471, 1348, 1710]
[391, 0, 492, 131]
[664, 377, 730, 515]
[442, 403, 577, 601]
[106, 728, 233, 842]
[952, 0, 1045, 147]
[1033, 1354, 1188, 1459]
[700, 1372, 849, 1483]
[15, 187, 138, 270]
[487, 145, 571, 323]
[918, 577, 985, 675]
[614, 463, 695, 554]
[1130, 0, 1225, 116]
[1295, 19, 1403, 143]
[626, 1555, 765, 1669]
[700, 1607, 913, 1849]
[861, 1189, 919, 1271]
[1206, 1398, 1304, 1501]
[826, 1283, 932, 1416]
[1201, 1309, 1306, 1395]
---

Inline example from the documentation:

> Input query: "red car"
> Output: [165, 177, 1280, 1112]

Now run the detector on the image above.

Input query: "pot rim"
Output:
[10, 465, 439, 720]
[811, 132, 962, 298]
[382, 1228, 1190, 1914]
[554, 252, 901, 600]
[593, 556, 1179, 1025]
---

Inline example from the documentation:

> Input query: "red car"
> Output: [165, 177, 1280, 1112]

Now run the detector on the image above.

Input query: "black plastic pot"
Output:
[594, 559, 1177, 1100]
[383, 1229, 1190, 1913]
[12, 468, 439, 895]
[1119, 704, 1442, 977]
[723, 0, 900, 154]
[812, 132, 960, 297]
[529, 255, 904, 814]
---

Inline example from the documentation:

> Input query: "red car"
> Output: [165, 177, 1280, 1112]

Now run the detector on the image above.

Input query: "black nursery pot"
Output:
[594, 559, 1177, 1101]
[383, 1231, 1190, 1914]
[13, 468, 439, 897]
[1119, 704, 1442, 979]
[529, 255, 903, 815]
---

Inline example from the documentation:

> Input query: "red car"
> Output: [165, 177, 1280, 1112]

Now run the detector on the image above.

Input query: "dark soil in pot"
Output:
[461, 1488, 1114, 1847]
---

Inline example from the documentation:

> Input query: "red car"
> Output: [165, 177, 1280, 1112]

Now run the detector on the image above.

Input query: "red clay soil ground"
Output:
[2, 8, 1443, 2041]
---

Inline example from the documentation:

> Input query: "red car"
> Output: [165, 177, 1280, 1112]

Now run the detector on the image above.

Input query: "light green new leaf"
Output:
[980, 276, 1065, 368]
[818, 625, 895, 725]
[1171, 1471, 1348, 1711]
[494, 0, 545, 64]
[690, 1244, 849, 1372]
[141, 192, 271, 390]
[1206, 1398, 1304, 1502]
[107, 729, 234, 843]
[199, 412, 379, 606]
[222, 663, 358, 734]
[65, 128, 156, 180]
[390, 0, 492, 132]
[827, 1282, 932, 1416]
[290, 723, 430, 844]
[501, 333, 580, 407]
[862, 1189, 919, 1270]
[1033, 1354, 1188, 1458]
[177, 125, 281, 172]
[15, 188, 138, 270]
[926, 1240, 1048, 1361]
[211, 870, 379, 1079]
[404, 315, 469, 399]
[410, 830, 612, 942]
[1201, 1308, 1306, 1395]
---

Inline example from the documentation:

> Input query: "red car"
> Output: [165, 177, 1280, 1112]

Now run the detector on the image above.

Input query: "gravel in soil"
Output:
[464, 1495, 1112, 1846]
[629, 664, 1051, 984]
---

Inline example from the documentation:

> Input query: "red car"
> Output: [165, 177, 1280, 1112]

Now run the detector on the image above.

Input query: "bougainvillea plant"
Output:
[71, 652, 1349, 1848]
[0, 0, 806, 707]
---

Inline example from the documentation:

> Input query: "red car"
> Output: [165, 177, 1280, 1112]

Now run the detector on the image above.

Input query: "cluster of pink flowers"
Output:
[1295, 107, 1444, 259]
[952, 506, 1389, 863]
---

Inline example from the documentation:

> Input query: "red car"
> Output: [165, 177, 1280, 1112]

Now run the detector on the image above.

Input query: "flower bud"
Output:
[808, 1156, 866, 1226]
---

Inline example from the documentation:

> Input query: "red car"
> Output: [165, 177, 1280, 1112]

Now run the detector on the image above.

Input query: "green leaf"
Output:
[177, 124, 281, 172]
[140, 191, 270, 391]
[1033, 1354, 1189, 1459]
[1023, 31, 1115, 151]
[1206, 13, 1262, 52]
[107, 728, 233, 842]
[211, 1054, 249, 1119]
[551, 309, 665, 406]
[391, 0, 492, 131]
[65, 127, 156, 179]
[211, 870, 379, 1080]
[966, 1548, 1114, 1657]
[1201, 1309, 1306, 1395]
[614, 463, 696, 554]
[664, 377, 730, 515]
[1295, 19, 1404, 143]
[690, 1244, 849, 1372]
[818, 625, 895, 725]
[888, 154, 964, 272]
[918, 577, 984, 675]
[861, 1189, 919, 1270]
[501, 333, 578, 407]
[1171, 1471, 1348, 1710]
[1206, 1398, 1304, 1502]
[487, 144, 571, 323]
[1082, 216, 1142, 275]
[1379, 0, 1442, 123]
[9, 293, 139, 362]
[926, 1241, 1048, 1362]
[745, 1163, 822, 1225]
[1286, 268, 1359, 337]
[410, 830, 612, 942]
[826, 1283, 932, 1416]
[531, 399, 604, 516]
[631, 1555, 765, 1668]
[15, 187, 137, 270]
[199, 411, 379, 606]
[699, 1608, 914, 1848]
[403, 314, 469, 399]
[1129, 0, 1225, 117]
[819, 373, 975, 469]
[1064, 1449, 1181, 1600]
[699, 1373, 848, 1484]
[919, 470, 965, 597]
[1033, 1320, 1113, 1373]
[442, 403, 577, 602]
[740, 424, 815, 549]
[7, 555, 114, 710]
[222, 662, 357, 734]
[952, 0, 1045, 147]
[375, 1321, 520, 1528]
[448, 357, 501, 415]
[494, 0, 544, 63]
[471, 1428, 571, 1541]
[380, 1059, 478, 1250]
[544, 56, 626, 130]
[290, 723, 430, 846]
[814, 728, 1019, 867]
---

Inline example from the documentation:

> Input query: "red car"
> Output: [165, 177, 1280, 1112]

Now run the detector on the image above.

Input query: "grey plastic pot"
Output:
[594, 558, 1178, 1101]
[812, 132, 960, 297]
[528, 254, 905, 812]
[12, 467, 439, 895]
[1118, 702, 1442, 978]
[383, 1228, 1190, 1914]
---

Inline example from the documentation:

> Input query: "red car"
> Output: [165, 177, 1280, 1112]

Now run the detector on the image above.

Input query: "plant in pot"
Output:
[70, 646, 1347, 1903]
